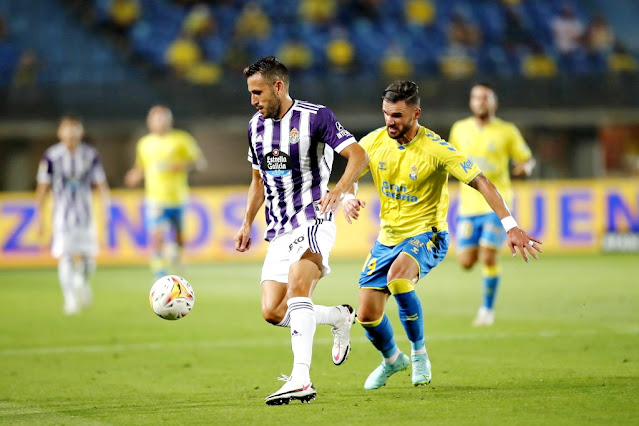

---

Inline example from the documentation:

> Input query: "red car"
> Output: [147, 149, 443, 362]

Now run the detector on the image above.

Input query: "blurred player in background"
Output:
[125, 105, 206, 279]
[342, 81, 541, 390]
[449, 83, 536, 327]
[35, 116, 110, 315]
[234, 57, 368, 405]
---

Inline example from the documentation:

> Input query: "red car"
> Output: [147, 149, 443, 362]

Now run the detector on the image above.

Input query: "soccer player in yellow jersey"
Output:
[343, 81, 541, 390]
[449, 83, 536, 327]
[125, 105, 206, 278]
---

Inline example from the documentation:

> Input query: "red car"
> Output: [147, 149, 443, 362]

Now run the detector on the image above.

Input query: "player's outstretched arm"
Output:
[341, 183, 366, 224]
[124, 165, 144, 187]
[319, 143, 369, 214]
[235, 169, 265, 252]
[468, 173, 542, 262]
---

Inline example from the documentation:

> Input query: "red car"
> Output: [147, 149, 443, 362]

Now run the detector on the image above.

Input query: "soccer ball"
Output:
[149, 275, 195, 320]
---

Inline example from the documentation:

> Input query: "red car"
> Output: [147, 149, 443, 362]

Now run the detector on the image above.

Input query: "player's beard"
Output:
[260, 93, 281, 119]
[387, 118, 412, 140]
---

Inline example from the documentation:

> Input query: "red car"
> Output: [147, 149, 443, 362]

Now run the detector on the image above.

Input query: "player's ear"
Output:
[414, 107, 422, 120]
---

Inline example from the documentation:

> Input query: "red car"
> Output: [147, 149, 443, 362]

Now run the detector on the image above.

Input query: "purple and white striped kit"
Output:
[247, 100, 356, 241]
[37, 142, 106, 234]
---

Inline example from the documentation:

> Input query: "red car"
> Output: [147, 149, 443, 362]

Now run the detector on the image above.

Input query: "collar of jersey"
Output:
[394, 125, 424, 149]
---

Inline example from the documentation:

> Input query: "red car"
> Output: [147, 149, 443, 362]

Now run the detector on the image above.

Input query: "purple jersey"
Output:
[37, 142, 106, 233]
[247, 100, 356, 241]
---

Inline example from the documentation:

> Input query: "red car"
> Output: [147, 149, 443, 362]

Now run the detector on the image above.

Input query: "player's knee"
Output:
[261, 306, 283, 325]
[459, 258, 475, 270]
[357, 309, 381, 324]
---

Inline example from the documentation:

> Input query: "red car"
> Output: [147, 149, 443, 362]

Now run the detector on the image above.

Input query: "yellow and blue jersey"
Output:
[449, 117, 532, 217]
[135, 129, 202, 206]
[359, 125, 481, 246]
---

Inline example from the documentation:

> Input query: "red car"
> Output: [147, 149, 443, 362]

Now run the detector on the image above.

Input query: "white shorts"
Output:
[51, 226, 98, 259]
[261, 220, 336, 284]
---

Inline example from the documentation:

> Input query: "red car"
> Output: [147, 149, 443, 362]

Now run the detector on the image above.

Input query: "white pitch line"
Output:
[2, 328, 637, 357]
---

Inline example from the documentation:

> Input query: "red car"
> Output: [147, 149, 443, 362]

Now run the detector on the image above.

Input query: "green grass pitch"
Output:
[1, 254, 638, 425]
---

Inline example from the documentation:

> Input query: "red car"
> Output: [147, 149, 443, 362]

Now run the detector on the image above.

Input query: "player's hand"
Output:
[511, 163, 527, 178]
[506, 227, 542, 263]
[342, 198, 366, 224]
[234, 224, 252, 252]
[318, 189, 343, 215]
[124, 168, 143, 187]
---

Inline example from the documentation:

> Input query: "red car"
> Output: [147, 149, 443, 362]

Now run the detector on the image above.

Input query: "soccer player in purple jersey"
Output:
[35, 116, 110, 315]
[234, 56, 369, 405]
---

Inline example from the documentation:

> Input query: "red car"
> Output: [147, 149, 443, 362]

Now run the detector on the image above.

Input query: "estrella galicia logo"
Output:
[262, 149, 292, 177]
[460, 159, 475, 173]
[378, 161, 387, 170]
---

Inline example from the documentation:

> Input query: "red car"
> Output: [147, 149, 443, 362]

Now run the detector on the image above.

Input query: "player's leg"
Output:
[264, 249, 320, 405]
[456, 215, 480, 270]
[474, 213, 507, 327]
[146, 205, 168, 279]
[57, 254, 79, 315]
[358, 243, 409, 389]
[391, 231, 450, 386]
[165, 207, 184, 272]
[73, 254, 96, 308]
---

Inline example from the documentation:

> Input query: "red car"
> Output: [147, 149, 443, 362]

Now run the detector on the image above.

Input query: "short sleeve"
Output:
[90, 151, 107, 184]
[314, 107, 357, 153]
[134, 138, 145, 168]
[36, 156, 53, 184]
[433, 139, 481, 184]
[247, 123, 260, 169]
[507, 124, 533, 162]
[181, 132, 202, 162]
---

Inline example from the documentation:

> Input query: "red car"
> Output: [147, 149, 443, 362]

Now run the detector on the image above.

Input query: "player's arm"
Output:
[125, 140, 144, 187]
[95, 180, 111, 229]
[34, 182, 50, 239]
[319, 143, 369, 214]
[234, 169, 265, 252]
[511, 157, 536, 178]
[468, 173, 542, 262]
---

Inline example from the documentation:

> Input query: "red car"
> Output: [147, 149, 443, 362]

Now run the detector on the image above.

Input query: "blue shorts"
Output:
[145, 204, 184, 233]
[359, 231, 450, 289]
[456, 213, 506, 251]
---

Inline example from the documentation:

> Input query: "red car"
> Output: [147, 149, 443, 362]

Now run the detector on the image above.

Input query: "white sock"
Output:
[287, 296, 315, 382]
[411, 346, 427, 356]
[277, 304, 343, 328]
[58, 256, 77, 308]
[383, 349, 400, 364]
[314, 305, 345, 327]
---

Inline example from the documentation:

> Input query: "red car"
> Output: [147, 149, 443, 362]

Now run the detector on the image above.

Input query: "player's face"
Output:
[57, 120, 84, 145]
[247, 73, 282, 119]
[147, 107, 173, 135]
[382, 99, 420, 140]
[469, 85, 497, 119]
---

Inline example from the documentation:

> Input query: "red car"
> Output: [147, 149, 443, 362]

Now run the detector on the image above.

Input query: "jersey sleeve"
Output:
[134, 138, 145, 168]
[314, 107, 357, 153]
[247, 123, 260, 170]
[180, 131, 203, 162]
[90, 150, 107, 184]
[36, 155, 53, 184]
[432, 137, 481, 184]
[507, 124, 533, 162]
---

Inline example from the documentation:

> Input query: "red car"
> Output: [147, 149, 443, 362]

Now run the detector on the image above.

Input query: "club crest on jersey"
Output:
[409, 165, 418, 180]
[262, 149, 292, 177]
[335, 121, 352, 139]
[289, 127, 300, 144]
[378, 161, 387, 170]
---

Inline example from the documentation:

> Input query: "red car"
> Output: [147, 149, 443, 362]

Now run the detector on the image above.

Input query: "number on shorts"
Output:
[362, 253, 377, 276]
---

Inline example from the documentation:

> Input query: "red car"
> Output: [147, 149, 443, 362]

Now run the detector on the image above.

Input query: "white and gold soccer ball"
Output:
[149, 275, 195, 320]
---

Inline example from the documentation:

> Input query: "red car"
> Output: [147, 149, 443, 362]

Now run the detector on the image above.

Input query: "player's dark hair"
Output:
[382, 80, 420, 107]
[243, 56, 289, 84]
[472, 81, 498, 99]
[59, 114, 83, 124]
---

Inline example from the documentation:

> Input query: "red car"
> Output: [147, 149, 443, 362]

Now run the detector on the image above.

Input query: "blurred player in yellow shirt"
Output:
[125, 105, 206, 278]
[449, 83, 536, 327]
[343, 81, 541, 390]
